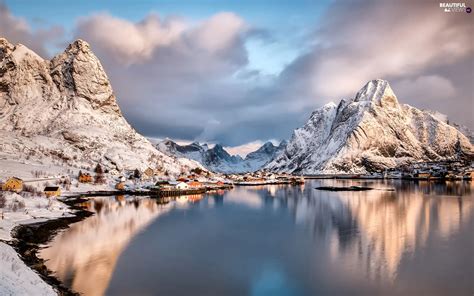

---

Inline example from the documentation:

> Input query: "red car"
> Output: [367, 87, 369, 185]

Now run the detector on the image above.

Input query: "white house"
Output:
[176, 182, 189, 190]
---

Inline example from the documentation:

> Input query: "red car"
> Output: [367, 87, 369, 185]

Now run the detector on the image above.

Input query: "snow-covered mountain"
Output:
[244, 141, 287, 171]
[156, 140, 286, 173]
[0, 38, 202, 176]
[266, 79, 473, 174]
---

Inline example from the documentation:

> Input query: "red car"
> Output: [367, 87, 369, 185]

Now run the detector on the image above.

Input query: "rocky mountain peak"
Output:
[50, 39, 120, 114]
[0, 38, 203, 175]
[278, 140, 288, 148]
[262, 141, 275, 148]
[65, 39, 92, 54]
[266, 79, 473, 174]
[245, 141, 277, 162]
[0, 38, 14, 61]
[354, 79, 399, 109]
[212, 143, 225, 152]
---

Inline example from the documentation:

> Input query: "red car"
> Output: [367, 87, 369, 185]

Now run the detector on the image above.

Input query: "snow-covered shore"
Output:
[0, 242, 56, 296]
[0, 192, 73, 296]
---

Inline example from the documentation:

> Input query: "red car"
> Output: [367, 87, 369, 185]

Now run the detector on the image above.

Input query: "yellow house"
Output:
[44, 186, 61, 197]
[2, 177, 23, 192]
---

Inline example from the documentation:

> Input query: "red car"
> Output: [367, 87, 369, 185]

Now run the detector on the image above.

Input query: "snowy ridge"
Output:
[266, 79, 474, 174]
[156, 140, 286, 173]
[0, 38, 203, 176]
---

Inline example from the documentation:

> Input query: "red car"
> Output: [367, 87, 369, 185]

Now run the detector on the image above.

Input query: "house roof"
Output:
[9, 177, 23, 181]
[44, 186, 60, 191]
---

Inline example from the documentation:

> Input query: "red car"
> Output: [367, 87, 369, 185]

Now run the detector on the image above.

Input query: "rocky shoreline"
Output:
[9, 197, 93, 296]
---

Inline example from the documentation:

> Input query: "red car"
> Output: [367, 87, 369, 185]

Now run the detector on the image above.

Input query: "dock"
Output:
[68, 185, 233, 199]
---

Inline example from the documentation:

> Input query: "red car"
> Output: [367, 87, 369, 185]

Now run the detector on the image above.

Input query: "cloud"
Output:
[275, 0, 473, 127]
[190, 12, 247, 53]
[0, 3, 63, 58]
[74, 11, 278, 146]
[3, 0, 472, 149]
[393, 75, 456, 105]
[75, 13, 186, 63]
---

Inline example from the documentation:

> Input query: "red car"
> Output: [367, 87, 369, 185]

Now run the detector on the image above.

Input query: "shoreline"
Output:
[9, 197, 93, 296]
[4, 190, 223, 296]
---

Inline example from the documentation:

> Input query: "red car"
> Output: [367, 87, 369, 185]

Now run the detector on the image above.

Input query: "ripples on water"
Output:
[40, 180, 474, 296]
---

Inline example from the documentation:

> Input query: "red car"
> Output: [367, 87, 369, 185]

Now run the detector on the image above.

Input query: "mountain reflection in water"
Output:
[39, 196, 175, 296]
[40, 180, 473, 296]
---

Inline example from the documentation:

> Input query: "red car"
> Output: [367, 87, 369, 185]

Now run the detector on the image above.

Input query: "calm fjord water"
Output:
[40, 180, 474, 296]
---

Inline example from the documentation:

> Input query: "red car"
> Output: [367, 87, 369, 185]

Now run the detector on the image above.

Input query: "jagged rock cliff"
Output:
[265, 79, 473, 174]
[157, 140, 286, 173]
[0, 38, 201, 175]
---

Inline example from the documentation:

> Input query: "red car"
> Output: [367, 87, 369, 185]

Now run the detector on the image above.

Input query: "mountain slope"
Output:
[0, 38, 202, 176]
[244, 141, 286, 171]
[266, 79, 473, 174]
[156, 140, 286, 173]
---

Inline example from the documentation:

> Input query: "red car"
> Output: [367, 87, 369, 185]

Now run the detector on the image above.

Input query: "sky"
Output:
[1, 0, 473, 156]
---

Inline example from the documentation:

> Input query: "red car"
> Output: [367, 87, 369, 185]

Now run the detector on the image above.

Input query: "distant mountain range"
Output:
[156, 140, 287, 173]
[265, 79, 473, 174]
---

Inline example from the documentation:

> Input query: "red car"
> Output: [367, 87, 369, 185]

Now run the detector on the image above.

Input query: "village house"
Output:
[115, 182, 126, 190]
[44, 186, 61, 197]
[176, 182, 189, 190]
[143, 167, 155, 178]
[2, 177, 23, 192]
[188, 181, 202, 188]
[79, 172, 93, 183]
[150, 180, 173, 190]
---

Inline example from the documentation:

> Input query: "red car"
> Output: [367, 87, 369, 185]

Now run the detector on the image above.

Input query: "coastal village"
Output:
[0, 160, 472, 295]
[1, 159, 473, 200]
[1, 159, 472, 243]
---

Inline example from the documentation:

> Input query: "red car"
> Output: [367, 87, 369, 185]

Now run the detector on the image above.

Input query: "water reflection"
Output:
[40, 181, 474, 295]
[267, 180, 473, 283]
[39, 196, 171, 296]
